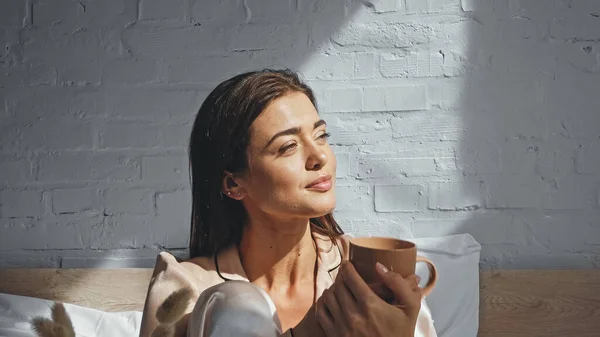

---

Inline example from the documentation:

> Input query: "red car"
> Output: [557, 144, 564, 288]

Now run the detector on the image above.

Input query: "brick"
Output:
[412, 211, 529, 246]
[32, 0, 80, 28]
[429, 0, 461, 12]
[333, 151, 350, 178]
[325, 115, 391, 146]
[245, 0, 292, 19]
[89, 215, 153, 249]
[460, 0, 476, 12]
[78, 0, 137, 28]
[99, 121, 160, 148]
[442, 50, 469, 77]
[524, 211, 600, 252]
[428, 182, 482, 210]
[61, 257, 157, 268]
[59, 62, 102, 85]
[541, 175, 597, 210]
[405, 0, 428, 13]
[407, 0, 460, 13]
[500, 140, 537, 174]
[39, 215, 102, 249]
[161, 123, 193, 148]
[105, 87, 205, 121]
[37, 152, 141, 182]
[0, 0, 26, 27]
[300, 54, 355, 80]
[18, 117, 94, 151]
[191, 0, 246, 23]
[0, 256, 59, 268]
[228, 24, 307, 51]
[548, 6, 600, 41]
[153, 190, 191, 248]
[332, 21, 430, 48]
[91, 154, 141, 181]
[494, 252, 600, 270]
[104, 188, 154, 215]
[456, 143, 502, 174]
[156, 190, 190, 216]
[10, 86, 100, 124]
[122, 25, 226, 61]
[101, 58, 158, 83]
[335, 184, 372, 212]
[484, 175, 543, 209]
[37, 153, 95, 182]
[438, 19, 478, 46]
[149, 214, 189, 248]
[391, 111, 463, 141]
[428, 81, 462, 110]
[355, 52, 376, 79]
[297, 0, 346, 16]
[575, 141, 600, 174]
[321, 88, 363, 113]
[140, 0, 186, 20]
[52, 188, 102, 214]
[380, 50, 443, 78]
[166, 54, 267, 83]
[142, 156, 189, 183]
[0, 190, 44, 218]
[0, 157, 33, 185]
[1, 64, 57, 87]
[363, 85, 427, 112]
[535, 138, 577, 175]
[374, 185, 426, 212]
[358, 157, 437, 179]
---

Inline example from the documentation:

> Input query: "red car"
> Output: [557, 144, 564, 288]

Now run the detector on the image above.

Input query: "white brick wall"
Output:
[1, 0, 599, 269]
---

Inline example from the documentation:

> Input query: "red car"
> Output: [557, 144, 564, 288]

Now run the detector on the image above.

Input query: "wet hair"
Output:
[187, 69, 344, 258]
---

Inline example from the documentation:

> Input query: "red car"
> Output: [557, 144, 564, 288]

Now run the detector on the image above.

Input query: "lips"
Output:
[306, 175, 333, 191]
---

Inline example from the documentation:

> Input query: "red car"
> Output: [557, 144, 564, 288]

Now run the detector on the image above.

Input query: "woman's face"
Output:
[231, 92, 337, 221]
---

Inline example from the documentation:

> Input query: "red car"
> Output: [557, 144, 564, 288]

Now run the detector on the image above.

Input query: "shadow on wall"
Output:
[0, 0, 364, 268]
[454, 1, 600, 269]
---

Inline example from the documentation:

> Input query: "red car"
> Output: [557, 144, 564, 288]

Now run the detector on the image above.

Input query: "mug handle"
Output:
[416, 256, 437, 297]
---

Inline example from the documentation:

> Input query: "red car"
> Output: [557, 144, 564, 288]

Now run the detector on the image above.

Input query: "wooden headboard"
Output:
[1, 269, 599, 336]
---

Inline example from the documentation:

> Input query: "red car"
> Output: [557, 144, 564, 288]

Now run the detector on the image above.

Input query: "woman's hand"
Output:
[315, 261, 421, 337]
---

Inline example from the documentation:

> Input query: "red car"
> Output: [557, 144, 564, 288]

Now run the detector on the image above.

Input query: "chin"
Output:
[308, 195, 336, 217]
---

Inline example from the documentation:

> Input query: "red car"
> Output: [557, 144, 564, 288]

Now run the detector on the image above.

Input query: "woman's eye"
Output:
[280, 143, 297, 153]
[318, 132, 331, 140]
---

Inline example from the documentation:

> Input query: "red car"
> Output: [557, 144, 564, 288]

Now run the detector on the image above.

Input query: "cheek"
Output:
[250, 160, 304, 193]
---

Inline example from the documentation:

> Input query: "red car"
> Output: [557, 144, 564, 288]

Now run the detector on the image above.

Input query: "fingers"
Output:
[315, 292, 335, 336]
[368, 282, 395, 303]
[324, 287, 345, 324]
[340, 261, 375, 304]
[375, 263, 421, 316]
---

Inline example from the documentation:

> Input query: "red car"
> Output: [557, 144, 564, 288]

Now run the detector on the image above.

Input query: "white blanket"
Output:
[0, 293, 142, 337]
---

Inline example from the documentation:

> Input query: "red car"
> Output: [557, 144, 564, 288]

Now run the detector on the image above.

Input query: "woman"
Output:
[139, 69, 437, 337]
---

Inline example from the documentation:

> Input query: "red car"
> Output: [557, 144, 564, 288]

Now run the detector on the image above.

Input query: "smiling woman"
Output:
[138, 69, 437, 337]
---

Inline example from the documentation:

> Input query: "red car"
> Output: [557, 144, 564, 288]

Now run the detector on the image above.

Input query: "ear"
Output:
[221, 171, 246, 200]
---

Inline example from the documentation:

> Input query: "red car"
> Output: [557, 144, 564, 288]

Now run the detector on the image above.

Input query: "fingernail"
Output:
[416, 275, 421, 283]
[376, 262, 389, 274]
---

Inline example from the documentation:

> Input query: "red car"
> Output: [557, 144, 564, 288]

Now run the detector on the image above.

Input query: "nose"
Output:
[306, 143, 328, 171]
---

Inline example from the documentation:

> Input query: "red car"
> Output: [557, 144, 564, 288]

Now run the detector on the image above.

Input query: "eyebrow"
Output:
[264, 119, 327, 149]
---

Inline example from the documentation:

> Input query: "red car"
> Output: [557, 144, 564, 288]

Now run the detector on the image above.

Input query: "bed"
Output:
[1, 235, 599, 336]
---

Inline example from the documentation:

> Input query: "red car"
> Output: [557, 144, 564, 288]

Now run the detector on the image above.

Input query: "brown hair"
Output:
[187, 69, 344, 258]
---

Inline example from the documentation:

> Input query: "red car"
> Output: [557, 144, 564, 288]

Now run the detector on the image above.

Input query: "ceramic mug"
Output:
[349, 237, 438, 297]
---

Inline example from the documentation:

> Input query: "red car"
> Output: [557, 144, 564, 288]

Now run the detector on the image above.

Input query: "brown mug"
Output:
[349, 237, 437, 298]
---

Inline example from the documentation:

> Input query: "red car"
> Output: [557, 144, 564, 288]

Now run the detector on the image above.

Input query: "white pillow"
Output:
[412, 234, 481, 337]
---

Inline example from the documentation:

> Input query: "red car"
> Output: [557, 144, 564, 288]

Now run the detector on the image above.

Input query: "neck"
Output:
[238, 218, 317, 293]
